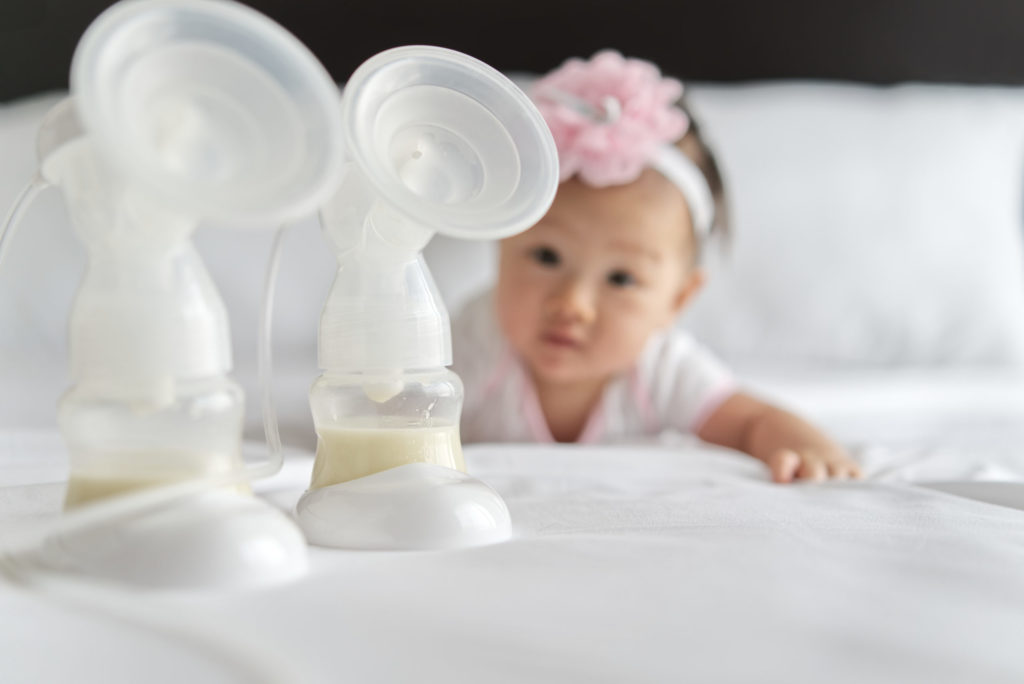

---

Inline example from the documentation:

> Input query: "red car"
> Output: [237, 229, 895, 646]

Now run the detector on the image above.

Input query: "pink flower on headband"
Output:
[532, 50, 689, 187]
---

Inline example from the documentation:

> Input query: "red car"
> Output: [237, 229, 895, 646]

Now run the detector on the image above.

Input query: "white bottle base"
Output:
[296, 463, 512, 550]
[38, 491, 308, 590]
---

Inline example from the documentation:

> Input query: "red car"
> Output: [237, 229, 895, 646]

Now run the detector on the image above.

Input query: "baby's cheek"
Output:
[595, 315, 652, 370]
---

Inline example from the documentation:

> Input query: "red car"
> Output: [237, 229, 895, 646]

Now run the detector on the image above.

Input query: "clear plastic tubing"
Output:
[0, 177, 49, 268]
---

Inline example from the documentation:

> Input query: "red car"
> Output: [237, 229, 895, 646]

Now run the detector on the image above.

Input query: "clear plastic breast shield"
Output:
[2, 0, 345, 588]
[297, 46, 559, 549]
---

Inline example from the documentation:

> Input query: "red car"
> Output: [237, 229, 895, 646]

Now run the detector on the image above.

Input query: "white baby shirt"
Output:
[452, 290, 737, 444]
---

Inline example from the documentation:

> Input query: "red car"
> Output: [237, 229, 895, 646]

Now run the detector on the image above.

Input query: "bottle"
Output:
[309, 369, 464, 488]
[309, 187, 463, 486]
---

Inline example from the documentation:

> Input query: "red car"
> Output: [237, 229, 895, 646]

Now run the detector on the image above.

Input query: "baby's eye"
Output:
[530, 246, 561, 267]
[607, 269, 637, 287]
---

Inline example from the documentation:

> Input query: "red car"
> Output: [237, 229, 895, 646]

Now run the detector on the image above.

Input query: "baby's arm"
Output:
[696, 392, 861, 483]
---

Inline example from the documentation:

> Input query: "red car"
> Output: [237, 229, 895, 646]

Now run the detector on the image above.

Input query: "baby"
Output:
[453, 51, 861, 483]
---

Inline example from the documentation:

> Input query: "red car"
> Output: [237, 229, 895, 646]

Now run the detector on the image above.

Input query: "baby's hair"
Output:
[674, 98, 730, 261]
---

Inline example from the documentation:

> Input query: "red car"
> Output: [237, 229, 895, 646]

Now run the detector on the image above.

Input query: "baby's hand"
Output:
[697, 392, 863, 484]
[765, 447, 862, 484]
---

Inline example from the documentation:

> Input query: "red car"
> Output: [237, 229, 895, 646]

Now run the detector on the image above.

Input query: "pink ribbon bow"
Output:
[532, 50, 690, 187]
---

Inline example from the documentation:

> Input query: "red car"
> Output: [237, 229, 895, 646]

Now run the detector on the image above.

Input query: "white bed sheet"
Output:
[2, 432, 1024, 684]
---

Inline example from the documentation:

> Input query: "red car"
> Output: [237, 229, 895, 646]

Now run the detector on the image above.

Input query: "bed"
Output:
[2, 2, 1024, 682]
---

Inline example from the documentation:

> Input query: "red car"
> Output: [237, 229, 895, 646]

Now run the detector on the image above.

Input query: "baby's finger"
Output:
[828, 456, 863, 480]
[768, 449, 801, 483]
[797, 457, 827, 482]
[846, 461, 864, 480]
[828, 460, 852, 480]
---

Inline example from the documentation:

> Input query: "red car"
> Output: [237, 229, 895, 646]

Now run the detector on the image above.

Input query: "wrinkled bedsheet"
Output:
[2, 430, 1023, 684]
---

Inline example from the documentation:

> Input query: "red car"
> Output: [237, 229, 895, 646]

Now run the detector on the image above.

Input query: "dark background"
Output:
[4, 0, 1024, 101]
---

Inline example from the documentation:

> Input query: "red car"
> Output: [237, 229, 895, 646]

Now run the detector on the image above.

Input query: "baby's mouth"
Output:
[541, 331, 582, 348]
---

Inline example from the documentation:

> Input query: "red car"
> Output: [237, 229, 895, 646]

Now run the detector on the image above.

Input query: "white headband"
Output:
[651, 145, 715, 242]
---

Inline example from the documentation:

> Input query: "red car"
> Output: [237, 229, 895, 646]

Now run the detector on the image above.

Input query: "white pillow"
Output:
[680, 82, 1024, 368]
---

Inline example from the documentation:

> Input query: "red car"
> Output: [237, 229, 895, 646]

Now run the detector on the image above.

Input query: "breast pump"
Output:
[1, 0, 345, 588]
[295, 47, 558, 549]
[2, 1, 558, 575]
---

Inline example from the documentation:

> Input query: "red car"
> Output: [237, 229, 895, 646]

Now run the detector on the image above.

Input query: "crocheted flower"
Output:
[532, 50, 689, 187]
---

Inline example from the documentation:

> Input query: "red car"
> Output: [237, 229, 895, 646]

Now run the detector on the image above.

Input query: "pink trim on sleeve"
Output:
[520, 370, 556, 443]
[688, 379, 739, 434]
[630, 367, 660, 435]
[576, 405, 606, 444]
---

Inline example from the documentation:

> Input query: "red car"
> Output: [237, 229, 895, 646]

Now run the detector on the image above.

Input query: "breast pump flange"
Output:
[296, 46, 559, 550]
[8, 0, 347, 589]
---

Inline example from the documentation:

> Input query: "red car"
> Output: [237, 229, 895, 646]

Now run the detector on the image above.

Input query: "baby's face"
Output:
[497, 170, 701, 387]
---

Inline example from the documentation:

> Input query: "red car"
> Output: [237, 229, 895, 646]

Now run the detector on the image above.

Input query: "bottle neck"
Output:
[70, 241, 233, 388]
[318, 245, 451, 372]
[318, 172, 451, 372]
[48, 137, 232, 390]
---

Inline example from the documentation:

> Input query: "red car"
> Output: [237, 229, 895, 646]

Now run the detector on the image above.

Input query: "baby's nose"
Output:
[546, 278, 596, 324]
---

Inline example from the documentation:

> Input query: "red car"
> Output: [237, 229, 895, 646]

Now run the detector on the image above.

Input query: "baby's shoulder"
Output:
[639, 327, 705, 364]
[636, 328, 731, 382]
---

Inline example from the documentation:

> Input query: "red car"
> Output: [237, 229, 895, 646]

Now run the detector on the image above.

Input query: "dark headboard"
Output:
[4, 0, 1024, 102]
